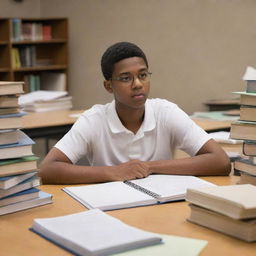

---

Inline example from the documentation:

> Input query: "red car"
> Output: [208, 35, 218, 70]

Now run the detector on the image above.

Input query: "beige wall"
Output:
[2, 0, 256, 114]
[0, 0, 40, 17]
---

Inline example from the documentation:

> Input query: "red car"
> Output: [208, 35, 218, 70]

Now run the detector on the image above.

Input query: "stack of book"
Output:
[230, 66, 256, 184]
[0, 81, 52, 215]
[186, 184, 256, 242]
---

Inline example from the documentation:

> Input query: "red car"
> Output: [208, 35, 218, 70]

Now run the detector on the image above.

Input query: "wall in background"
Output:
[2, 0, 256, 114]
[0, 0, 40, 17]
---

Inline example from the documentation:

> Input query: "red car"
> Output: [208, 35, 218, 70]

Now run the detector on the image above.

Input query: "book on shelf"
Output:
[186, 184, 256, 219]
[240, 105, 256, 122]
[0, 190, 52, 216]
[0, 95, 19, 108]
[0, 175, 40, 199]
[187, 204, 256, 242]
[239, 171, 256, 185]
[243, 141, 256, 156]
[0, 130, 34, 160]
[230, 120, 256, 141]
[0, 156, 38, 177]
[0, 112, 26, 130]
[233, 91, 256, 106]
[0, 129, 19, 146]
[63, 175, 214, 211]
[234, 157, 256, 176]
[0, 187, 39, 207]
[11, 18, 22, 41]
[0, 171, 37, 189]
[31, 209, 162, 256]
[11, 47, 21, 68]
[0, 81, 24, 95]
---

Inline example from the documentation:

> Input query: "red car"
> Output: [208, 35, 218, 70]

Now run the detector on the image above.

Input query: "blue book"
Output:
[0, 130, 35, 160]
[0, 187, 40, 207]
[0, 191, 52, 216]
[0, 171, 37, 189]
[0, 112, 26, 130]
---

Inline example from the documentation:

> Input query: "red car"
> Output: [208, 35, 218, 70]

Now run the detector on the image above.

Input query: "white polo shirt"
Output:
[54, 98, 211, 166]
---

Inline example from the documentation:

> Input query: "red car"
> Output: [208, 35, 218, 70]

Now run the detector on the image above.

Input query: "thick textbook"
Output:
[0, 81, 24, 95]
[243, 141, 256, 156]
[0, 156, 38, 177]
[0, 190, 52, 216]
[234, 158, 256, 176]
[0, 129, 19, 146]
[0, 112, 26, 130]
[240, 105, 256, 122]
[188, 204, 256, 242]
[186, 184, 256, 219]
[31, 209, 162, 256]
[0, 130, 35, 160]
[233, 91, 256, 106]
[63, 175, 214, 211]
[230, 120, 256, 141]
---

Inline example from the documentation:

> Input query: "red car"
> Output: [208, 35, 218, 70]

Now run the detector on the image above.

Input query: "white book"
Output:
[63, 175, 214, 211]
[31, 209, 162, 256]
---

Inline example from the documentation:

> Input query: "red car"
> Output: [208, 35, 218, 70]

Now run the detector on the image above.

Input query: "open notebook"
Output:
[63, 175, 214, 211]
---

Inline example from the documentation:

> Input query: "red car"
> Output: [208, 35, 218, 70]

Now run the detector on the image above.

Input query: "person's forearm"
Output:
[147, 153, 231, 176]
[39, 161, 113, 184]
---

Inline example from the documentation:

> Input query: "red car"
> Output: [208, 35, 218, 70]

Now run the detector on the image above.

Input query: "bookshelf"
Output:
[0, 18, 68, 92]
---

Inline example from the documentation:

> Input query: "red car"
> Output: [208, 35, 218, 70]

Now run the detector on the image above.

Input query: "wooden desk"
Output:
[193, 118, 232, 132]
[1, 176, 255, 255]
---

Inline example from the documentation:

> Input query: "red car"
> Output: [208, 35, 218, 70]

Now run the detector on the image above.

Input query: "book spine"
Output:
[124, 181, 160, 199]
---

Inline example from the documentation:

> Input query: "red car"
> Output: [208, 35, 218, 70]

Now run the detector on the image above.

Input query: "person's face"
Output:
[104, 57, 150, 111]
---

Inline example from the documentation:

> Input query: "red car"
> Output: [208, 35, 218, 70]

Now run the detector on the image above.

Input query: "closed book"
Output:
[0, 187, 39, 207]
[0, 130, 34, 160]
[0, 191, 52, 216]
[31, 209, 162, 256]
[187, 204, 256, 242]
[233, 92, 256, 106]
[230, 120, 256, 141]
[186, 184, 256, 219]
[234, 158, 256, 176]
[239, 172, 256, 186]
[0, 156, 38, 177]
[0, 108, 19, 115]
[0, 171, 37, 189]
[0, 81, 24, 96]
[0, 95, 19, 108]
[63, 175, 214, 211]
[0, 129, 19, 146]
[0, 112, 26, 129]
[240, 105, 256, 122]
[246, 81, 256, 93]
[0, 176, 40, 199]
[243, 141, 256, 156]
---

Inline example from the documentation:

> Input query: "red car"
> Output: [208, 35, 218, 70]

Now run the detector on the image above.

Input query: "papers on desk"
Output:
[18, 90, 72, 112]
[242, 66, 256, 80]
[191, 111, 239, 121]
[209, 131, 242, 144]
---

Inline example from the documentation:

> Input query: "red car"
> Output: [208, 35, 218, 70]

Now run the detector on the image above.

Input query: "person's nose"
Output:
[131, 75, 143, 89]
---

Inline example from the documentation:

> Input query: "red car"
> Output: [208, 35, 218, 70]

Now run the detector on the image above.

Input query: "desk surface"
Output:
[21, 109, 232, 131]
[1, 176, 255, 256]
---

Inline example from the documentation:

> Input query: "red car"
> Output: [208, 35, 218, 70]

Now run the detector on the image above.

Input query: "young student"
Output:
[40, 42, 231, 184]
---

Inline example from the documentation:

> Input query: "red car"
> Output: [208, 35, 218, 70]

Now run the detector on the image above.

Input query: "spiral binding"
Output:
[124, 181, 160, 199]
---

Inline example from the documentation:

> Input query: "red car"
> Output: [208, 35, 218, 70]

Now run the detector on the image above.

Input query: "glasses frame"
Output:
[110, 71, 152, 85]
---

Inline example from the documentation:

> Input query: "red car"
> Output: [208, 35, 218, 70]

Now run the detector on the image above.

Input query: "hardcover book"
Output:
[63, 175, 214, 211]
[233, 92, 256, 106]
[0, 95, 19, 108]
[31, 209, 162, 256]
[230, 120, 256, 141]
[234, 158, 256, 176]
[243, 141, 256, 156]
[0, 112, 26, 129]
[0, 129, 19, 146]
[240, 105, 256, 122]
[0, 81, 24, 95]
[186, 184, 256, 219]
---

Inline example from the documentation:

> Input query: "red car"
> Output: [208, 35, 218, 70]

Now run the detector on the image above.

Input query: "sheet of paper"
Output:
[242, 66, 256, 80]
[113, 234, 208, 256]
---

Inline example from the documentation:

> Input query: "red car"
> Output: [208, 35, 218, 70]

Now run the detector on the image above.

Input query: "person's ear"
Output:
[104, 80, 113, 93]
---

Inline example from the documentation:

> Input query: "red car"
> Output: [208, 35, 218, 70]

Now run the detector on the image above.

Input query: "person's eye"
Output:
[138, 72, 148, 79]
[119, 76, 131, 82]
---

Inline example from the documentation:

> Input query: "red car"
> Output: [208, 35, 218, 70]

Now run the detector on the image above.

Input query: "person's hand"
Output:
[109, 160, 151, 181]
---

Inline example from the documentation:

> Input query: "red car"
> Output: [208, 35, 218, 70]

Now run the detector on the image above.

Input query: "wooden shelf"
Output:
[0, 18, 68, 93]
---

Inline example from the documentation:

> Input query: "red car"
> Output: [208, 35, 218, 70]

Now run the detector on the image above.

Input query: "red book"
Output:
[42, 25, 52, 40]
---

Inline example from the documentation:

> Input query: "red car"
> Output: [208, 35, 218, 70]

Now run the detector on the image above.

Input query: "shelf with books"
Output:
[0, 18, 68, 93]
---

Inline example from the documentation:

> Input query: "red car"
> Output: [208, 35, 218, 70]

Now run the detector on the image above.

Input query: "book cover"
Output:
[230, 120, 256, 141]
[31, 209, 162, 256]
[186, 184, 256, 219]
[0, 95, 19, 108]
[234, 157, 256, 176]
[0, 81, 24, 95]
[233, 92, 256, 106]
[243, 140, 256, 156]
[0, 112, 26, 129]
[240, 105, 256, 122]
[0, 129, 19, 146]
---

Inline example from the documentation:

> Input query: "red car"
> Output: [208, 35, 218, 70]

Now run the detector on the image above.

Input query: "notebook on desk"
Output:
[63, 175, 215, 211]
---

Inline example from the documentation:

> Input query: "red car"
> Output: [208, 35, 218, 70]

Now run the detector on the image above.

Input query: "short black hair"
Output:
[101, 42, 148, 80]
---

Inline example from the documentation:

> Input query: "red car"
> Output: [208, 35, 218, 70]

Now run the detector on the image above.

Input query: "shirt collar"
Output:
[107, 100, 156, 134]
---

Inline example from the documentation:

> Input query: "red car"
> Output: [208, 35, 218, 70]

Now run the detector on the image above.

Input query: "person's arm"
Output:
[39, 148, 151, 184]
[147, 139, 231, 176]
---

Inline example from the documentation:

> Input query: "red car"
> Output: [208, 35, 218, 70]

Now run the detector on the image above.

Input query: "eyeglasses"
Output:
[111, 71, 152, 85]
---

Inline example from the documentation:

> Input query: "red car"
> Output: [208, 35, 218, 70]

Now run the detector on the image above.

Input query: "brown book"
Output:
[239, 171, 256, 186]
[0, 81, 24, 95]
[230, 120, 256, 141]
[243, 141, 256, 156]
[234, 158, 256, 176]
[188, 204, 256, 242]
[186, 184, 256, 219]
[0, 95, 19, 108]
[240, 105, 256, 122]
[233, 92, 256, 106]
[0, 129, 19, 145]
